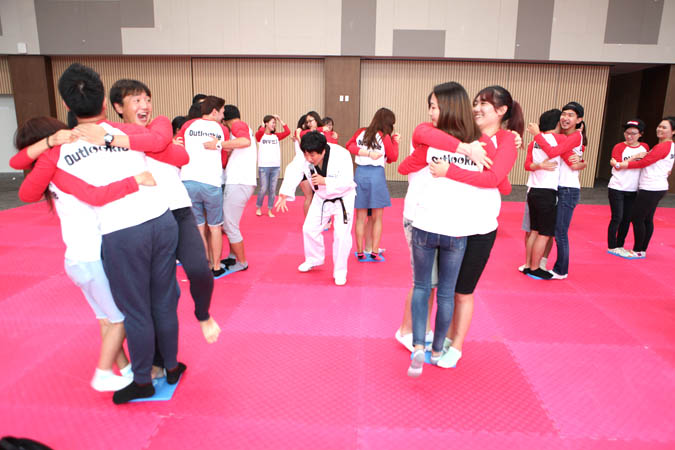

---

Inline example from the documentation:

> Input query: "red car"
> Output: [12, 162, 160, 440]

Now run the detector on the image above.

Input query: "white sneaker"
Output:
[298, 261, 315, 272]
[437, 347, 462, 369]
[334, 274, 347, 286]
[518, 264, 527, 273]
[91, 369, 133, 392]
[395, 330, 414, 352]
[548, 270, 568, 280]
[407, 350, 425, 377]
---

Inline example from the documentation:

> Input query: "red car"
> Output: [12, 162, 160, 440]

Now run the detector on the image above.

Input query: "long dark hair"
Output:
[474, 85, 524, 137]
[15, 117, 69, 209]
[363, 108, 395, 149]
[305, 111, 323, 129]
[432, 82, 481, 143]
[296, 114, 308, 130]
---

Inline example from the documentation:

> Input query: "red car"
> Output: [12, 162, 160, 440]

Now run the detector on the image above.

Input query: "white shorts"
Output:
[64, 259, 124, 323]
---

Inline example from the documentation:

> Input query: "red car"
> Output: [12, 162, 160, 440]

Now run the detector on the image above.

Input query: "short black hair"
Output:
[223, 105, 241, 121]
[192, 94, 207, 104]
[57, 63, 105, 118]
[539, 109, 561, 133]
[109, 79, 151, 118]
[172, 115, 187, 134]
[300, 131, 328, 153]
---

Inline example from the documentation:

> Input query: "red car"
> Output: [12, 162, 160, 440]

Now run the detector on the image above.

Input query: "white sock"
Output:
[539, 257, 548, 270]
[119, 363, 133, 378]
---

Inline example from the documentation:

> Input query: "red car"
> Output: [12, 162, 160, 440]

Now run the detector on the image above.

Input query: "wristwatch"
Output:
[104, 133, 114, 148]
[216, 140, 223, 151]
[615, 163, 621, 169]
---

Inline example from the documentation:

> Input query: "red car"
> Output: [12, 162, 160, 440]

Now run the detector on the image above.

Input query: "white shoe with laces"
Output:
[407, 350, 425, 377]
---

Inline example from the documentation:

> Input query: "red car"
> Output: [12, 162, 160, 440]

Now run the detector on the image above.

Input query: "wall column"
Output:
[8, 56, 57, 126]
[324, 56, 360, 146]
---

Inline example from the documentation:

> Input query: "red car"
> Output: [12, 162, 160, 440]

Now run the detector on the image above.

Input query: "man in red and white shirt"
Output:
[177, 96, 230, 278]
[208, 105, 256, 275]
[22, 63, 181, 403]
[532, 101, 587, 279]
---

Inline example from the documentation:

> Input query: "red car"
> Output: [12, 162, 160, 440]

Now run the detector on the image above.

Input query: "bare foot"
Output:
[256, 208, 262, 216]
[268, 210, 275, 218]
[151, 365, 165, 379]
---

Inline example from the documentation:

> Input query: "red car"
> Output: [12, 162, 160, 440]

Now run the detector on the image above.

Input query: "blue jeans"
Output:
[411, 227, 467, 352]
[553, 187, 580, 276]
[256, 166, 281, 209]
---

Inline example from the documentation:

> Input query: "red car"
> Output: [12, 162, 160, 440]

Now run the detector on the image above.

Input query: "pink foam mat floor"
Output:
[1, 199, 674, 449]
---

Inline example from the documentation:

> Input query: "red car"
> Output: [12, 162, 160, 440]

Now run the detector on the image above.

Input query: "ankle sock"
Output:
[119, 364, 133, 379]
[166, 362, 186, 385]
[112, 381, 154, 404]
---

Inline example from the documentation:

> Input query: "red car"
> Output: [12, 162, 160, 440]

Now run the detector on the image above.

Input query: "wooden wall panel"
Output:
[360, 60, 609, 186]
[0, 56, 12, 94]
[50, 56, 192, 124]
[193, 58, 324, 171]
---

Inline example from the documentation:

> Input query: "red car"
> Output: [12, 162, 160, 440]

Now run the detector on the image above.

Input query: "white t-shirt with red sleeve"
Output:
[608, 142, 648, 192]
[225, 120, 257, 186]
[179, 118, 230, 187]
[526, 133, 562, 190]
[628, 141, 675, 191]
[257, 124, 290, 168]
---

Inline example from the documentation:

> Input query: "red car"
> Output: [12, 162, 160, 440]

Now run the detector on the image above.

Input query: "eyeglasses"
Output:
[624, 131, 639, 136]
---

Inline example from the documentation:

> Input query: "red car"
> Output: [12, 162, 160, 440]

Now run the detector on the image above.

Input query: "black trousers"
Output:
[607, 188, 637, 249]
[153, 207, 214, 368]
[102, 210, 179, 384]
[631, 189, 666, 252]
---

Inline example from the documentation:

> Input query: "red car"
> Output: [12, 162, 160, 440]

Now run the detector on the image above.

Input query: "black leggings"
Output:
[631, 189, 666, 252]
[607, 188, 636, 249]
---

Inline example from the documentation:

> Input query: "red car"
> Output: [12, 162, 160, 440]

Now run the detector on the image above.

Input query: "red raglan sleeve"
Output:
[531, 132, 572, 159]
[412, 122, 460, 152]
[119, 117, 172, 153]
[276, 124, 291, 140]
[398, 145, 429, 175]
[611, 143, 625, 162]
[10, 148, 36, 170]
[626, 142, 671, 169]
[231, 121, 249, 139]
[52, 170, 139, 206]
[444, 132, 515, 192]
[327, 132, 338, 144]
[382, 134, 399, 163]
[346, 129, 364, 155]
[524, 141, 535, 171]
[254, 126, 265, 142]
[148, 143, 189, 167]
[18, 147, 60, 203]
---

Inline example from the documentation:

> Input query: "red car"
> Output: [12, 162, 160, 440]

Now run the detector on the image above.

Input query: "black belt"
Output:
[321, 197, 348, 225]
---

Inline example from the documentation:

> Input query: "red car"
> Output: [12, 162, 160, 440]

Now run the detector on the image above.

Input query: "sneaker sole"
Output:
[526, 273, 551, 280]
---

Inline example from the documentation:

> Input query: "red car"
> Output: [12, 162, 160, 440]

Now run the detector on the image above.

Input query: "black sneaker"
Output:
[212, 268, 226, 279]
[522, 267, 531, 275]
[220, 257, 236, 267]
[527, 268, 553, 280]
